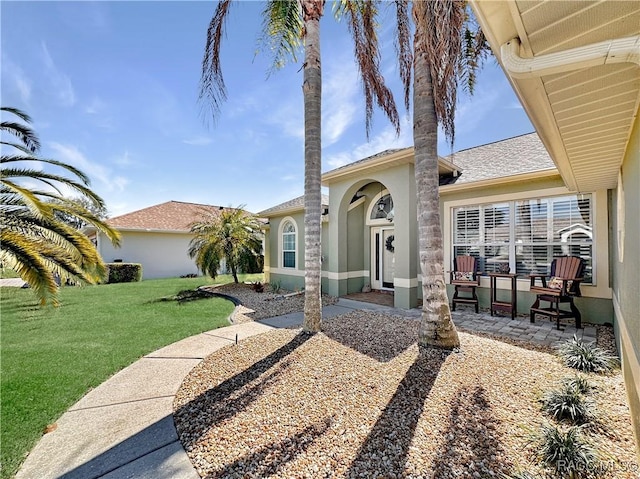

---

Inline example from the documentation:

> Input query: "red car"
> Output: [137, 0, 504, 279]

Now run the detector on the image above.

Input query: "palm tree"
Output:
[188, 206, 263, 284]
[1, 107, 121, 305]
[199, 0, 399, 333]
[393, 1, 488, 350]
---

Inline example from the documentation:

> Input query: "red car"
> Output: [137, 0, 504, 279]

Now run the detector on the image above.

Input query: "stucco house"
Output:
[86, 201, 229, 279]
[260, 0, 639, 447]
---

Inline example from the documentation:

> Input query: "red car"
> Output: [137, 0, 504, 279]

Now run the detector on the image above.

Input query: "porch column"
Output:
[326, 186, 349, 297]
[390, 167, 418, 309]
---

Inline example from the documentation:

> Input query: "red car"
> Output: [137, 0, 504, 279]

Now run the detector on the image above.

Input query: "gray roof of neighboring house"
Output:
[259, 133, 556, 216]
[444, 132, 556, 184]
[258, 194, 329, 217]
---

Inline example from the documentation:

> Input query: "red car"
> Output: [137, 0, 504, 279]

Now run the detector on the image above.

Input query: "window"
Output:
[282, 221, 296, 268]
[453, 194, 593, 283]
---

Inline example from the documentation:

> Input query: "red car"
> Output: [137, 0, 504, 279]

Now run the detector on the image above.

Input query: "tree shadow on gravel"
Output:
[431, 384, 513, 477]
[175, 333, 310, 446]
[346, 348, 449, 477]
[322, 314, 419, 362]
[204, 417, 332, 479]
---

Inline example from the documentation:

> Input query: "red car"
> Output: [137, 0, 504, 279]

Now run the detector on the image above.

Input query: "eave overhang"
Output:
[470, 0, 640, 193]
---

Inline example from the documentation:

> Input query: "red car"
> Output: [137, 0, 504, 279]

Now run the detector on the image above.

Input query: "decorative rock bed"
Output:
[174, 308, 638, 479]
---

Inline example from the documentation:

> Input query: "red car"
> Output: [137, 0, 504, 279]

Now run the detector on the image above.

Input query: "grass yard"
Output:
[0, 274, 261, 479]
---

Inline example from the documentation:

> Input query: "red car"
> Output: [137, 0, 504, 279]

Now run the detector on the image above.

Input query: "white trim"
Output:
[394, 277, 419, 288]
[325, 270, 370, 281]
[439, 169, 560, 193]
[366, 188, 394, 226]
[269, 267, 305, 277]
[268, 268, 370, 280]
[501, 36, 640, 79]
[613, 292, 640, 448]
[278, 216, 298, 270]
[348, 196, 366, 211]
[444, 188, 608, 296]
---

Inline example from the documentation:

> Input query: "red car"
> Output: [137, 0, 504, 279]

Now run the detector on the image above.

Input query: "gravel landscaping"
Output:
[200, 283, 338, 323]
[174, 303, 638, 479]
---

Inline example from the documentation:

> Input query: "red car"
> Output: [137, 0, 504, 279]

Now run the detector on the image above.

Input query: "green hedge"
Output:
[106, 263, 143, 283]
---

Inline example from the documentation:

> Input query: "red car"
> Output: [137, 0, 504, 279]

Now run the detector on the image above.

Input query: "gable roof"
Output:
[106, 201, 228, 232]
[444, 132, 556, 184]
[258, 194, 329, 217]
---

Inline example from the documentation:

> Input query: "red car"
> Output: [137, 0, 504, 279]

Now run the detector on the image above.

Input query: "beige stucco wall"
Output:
[611, 115, 640, 451]
[97, 230, 199, 279]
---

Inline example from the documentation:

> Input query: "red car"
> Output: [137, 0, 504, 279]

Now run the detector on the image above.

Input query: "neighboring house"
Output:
[261, 0, 639, 452]
[85, 201, 229, 279]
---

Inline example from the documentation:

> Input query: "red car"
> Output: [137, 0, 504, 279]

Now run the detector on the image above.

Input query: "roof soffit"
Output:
[471, 0, 640, 192]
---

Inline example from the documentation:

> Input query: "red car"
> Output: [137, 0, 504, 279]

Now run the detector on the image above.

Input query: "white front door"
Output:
[371, 227, 394, 290]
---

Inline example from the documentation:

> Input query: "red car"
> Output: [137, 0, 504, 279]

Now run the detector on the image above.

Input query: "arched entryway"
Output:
[367, 187, 395, 290]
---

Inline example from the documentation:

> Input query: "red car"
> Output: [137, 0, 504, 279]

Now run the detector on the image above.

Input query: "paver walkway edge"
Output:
[14, 298, 594, 479]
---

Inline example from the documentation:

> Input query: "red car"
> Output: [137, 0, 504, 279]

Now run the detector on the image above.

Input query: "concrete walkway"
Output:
[15, 300, 390, 479]
[15, 298, 595, 479]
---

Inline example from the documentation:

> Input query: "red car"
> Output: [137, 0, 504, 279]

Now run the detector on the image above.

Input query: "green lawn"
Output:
[0, 274, 261, 479]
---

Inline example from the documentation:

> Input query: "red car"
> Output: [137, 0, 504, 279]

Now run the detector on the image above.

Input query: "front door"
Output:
[371, 227, 394, 290]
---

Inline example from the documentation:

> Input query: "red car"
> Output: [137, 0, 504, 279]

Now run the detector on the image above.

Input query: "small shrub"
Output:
[270, 280, 281, 294]
[562, 375, 595, 395]
[106, 263, 142, 283]
[557, 335, 618, 373]
[541, 383, 595, 424]
[533, 423, 598, 478]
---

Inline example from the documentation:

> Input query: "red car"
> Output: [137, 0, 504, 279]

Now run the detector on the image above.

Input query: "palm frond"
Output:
[260, 0, 304, 73]
[340, 0, 400, 137]
[394, 0, 412, 111]
[199, 0, 233, 123]
[0, 111, 41, 153]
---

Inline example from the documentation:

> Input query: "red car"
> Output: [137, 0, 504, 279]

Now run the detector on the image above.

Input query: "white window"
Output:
[282, 221, 296, 268]
[453, 194, 593, 283]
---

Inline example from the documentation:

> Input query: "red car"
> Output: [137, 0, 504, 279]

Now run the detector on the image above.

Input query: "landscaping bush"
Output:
[557, 335, 618, 373]
[533, 423, 598, 478]
[541, 382, 596, 424]
[562, 375, 595, 395]
[106, 263, 142, 283]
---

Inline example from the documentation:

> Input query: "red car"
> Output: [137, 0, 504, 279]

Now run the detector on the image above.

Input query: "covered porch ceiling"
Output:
[471, 0, 640, 192]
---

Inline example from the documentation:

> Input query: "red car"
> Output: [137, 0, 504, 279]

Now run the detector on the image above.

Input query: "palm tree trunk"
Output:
[301, 0, 324, 333]
[413, 28, 460, 350]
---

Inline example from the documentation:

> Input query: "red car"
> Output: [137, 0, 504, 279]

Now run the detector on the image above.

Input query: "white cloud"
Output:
[1, 56, 32, 104]
[113, 150, 133, 167]
[41, 42, 76, 107]
[322, 59, 359, 146]
[182, 136, 213, 146]
[85, 97, 106, 115]
[48, 142, 128, 193]
[324, 119, 413, 170]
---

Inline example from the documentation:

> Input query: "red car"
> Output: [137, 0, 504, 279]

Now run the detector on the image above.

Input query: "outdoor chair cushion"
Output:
[454, 271, 474, 281]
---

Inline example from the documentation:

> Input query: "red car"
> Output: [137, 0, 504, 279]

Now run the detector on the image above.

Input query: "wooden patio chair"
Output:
[529, 256, 585, 329]
[450, 255, 480, 313]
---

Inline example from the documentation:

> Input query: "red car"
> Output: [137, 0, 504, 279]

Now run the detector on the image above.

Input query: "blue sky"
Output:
[1, 1, 534, 217]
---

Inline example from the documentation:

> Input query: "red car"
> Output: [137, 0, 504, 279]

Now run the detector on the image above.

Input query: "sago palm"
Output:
[1, 106, 120, 305]
[188, 206, 263, 284]
[200, 0, 399, 333]
[393, 1, 488, 349]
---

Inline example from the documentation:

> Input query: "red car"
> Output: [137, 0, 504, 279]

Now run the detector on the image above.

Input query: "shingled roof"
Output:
[444, 132, 556, 184]
[258, 133, 557, 216]
[258, 194, 329, 217]
[106, 201, 228, 232]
